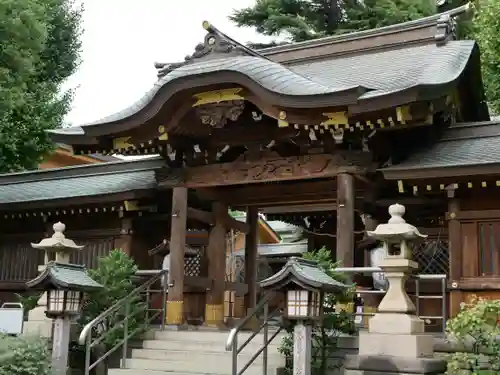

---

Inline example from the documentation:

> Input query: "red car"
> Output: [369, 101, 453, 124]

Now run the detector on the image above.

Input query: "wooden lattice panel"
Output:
[413, 239, 449, 275]
[184, 254, 201, 277]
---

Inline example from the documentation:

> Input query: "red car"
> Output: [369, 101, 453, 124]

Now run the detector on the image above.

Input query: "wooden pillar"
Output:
[114, 217, 133, 256]
[244, 207, 259, 311]
[447, 189, 461, 317]
[205, 202, 228, 327]
[166, 187, 188, 325]
[336, 173, 355, 267]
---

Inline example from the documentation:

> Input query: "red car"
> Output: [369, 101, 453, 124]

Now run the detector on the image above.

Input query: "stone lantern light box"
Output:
[260, 257, 347, 321]
[26, 261, 102, 318]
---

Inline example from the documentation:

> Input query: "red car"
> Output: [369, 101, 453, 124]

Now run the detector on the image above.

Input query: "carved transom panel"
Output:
[196, 100, 245, 128]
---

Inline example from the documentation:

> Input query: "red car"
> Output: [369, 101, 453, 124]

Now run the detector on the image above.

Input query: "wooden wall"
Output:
[449, 192, 500, 315]
[0, 211, 159, 304]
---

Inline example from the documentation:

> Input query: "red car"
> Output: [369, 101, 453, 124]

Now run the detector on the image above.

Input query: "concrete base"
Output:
[359, 332, 434, 358]
[23, 306, 52, 337]
[369, 313, 424, 334]
[344, 354, 447, 375]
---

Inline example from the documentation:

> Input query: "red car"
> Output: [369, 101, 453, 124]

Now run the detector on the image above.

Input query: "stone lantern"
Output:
[23, 222, 84, 337]
[260, 257, 347, 375]
[344, 204, 446, 375]
[26, 262, 102, 375]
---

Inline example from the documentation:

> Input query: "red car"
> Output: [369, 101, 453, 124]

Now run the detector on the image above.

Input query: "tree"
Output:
[0, 0, 82, 173]
[230, 0, 436, 47]
[473, 0, 500, 114]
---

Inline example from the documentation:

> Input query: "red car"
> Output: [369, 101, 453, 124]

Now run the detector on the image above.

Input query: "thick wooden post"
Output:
[244, 207, 259, 311]
[336, 173, 355, 267]
[114, 217, 133, 256]
[448, 189, 461, 317]
[205, 202, 228, 327]
[166, 187, 188, 325]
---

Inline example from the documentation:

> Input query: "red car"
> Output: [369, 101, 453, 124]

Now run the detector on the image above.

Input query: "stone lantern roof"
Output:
[367, 203, 427, 242]
[260, 257, 347, 293]
[31, 222, 84, 252]
[26, 261, 102, 291]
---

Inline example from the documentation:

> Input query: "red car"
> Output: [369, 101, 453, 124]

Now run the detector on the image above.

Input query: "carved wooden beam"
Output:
[182, 152, 373, 188]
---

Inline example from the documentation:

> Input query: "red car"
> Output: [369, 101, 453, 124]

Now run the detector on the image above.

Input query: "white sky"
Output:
[64, 0, 276, 126]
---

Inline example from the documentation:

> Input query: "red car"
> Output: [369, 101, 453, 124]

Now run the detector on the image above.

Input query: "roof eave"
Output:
[381, 163, 500, 180]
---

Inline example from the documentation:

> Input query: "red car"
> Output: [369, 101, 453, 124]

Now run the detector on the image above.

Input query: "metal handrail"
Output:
[79, 269, 168, 375]
[226, 292, 283, 375]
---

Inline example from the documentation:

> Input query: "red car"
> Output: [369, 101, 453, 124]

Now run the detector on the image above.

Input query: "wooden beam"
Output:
[447, 191, 462, 318]
[182, 152, 372, 188]
[166, 187, 188, 325]
[187, 207, 214, 225]
[260, 203, 336, 214]
[205, 202, 228, 327]
[244, 207, 259, 310]
[197, 180, 338, 207]
[336, 173, 355, 268]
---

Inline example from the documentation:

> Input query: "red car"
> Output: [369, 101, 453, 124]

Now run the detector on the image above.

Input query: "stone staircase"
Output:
[109, 329, 286, 375]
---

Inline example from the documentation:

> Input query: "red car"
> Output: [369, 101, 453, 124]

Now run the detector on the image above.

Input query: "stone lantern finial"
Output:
[31, 221, 84, 264]
[387, 203, 405, 224]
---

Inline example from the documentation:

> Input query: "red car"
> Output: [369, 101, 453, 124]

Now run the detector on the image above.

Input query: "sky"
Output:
[64, 0, 275, 126]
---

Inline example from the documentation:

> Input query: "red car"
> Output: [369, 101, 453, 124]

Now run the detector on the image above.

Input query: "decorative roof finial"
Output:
[388, 203, 406, 224]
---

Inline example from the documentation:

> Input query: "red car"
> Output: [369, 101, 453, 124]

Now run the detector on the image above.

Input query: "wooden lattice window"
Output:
[477, 222, 500, 276]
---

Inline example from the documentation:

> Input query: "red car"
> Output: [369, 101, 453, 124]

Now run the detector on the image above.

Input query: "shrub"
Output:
[78, 250, 147, 349]
[0, 334, 52, 375]
[445, 296, 500, 374]
[278, 247, 356, 374]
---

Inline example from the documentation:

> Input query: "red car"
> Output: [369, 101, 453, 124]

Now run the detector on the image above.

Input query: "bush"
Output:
[278, 247, 356, 374]
[446, 296, 500, 374]
[0, 334, 52, 375]
[78, 250, 147, 349]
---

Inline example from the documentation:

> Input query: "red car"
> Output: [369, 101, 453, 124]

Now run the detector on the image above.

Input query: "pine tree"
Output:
[230, 0, 436, 47]
[0, 0, 82, 172]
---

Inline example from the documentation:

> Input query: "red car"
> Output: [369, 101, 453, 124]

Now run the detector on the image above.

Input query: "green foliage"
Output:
[229, 209, 246, 218]
[473, 0, 500, 114]
[0, 334, 53, 375]
[0, 0, 82, 172]
[445, 297, 500, 374]
[15, 292, 42, 319]
[230, 0, 436, 46]
[278, 247, 356, 373]
[78, 250, 147, 349]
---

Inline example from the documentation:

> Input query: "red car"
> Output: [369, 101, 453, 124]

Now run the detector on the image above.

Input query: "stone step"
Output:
[130, 348, 285, 366]
[109, 370, 224, 375]
[141, 338, 282, 356]
[151, 329, 285, 344]
[123, 357, 280, 375]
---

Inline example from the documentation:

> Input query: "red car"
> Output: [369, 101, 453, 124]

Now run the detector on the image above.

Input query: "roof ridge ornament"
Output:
[155, 21, 264, 79]
[435, 13, 457, 46]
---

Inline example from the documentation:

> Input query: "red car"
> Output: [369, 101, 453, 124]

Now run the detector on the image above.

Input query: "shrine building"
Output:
[0, 4, 496, 327]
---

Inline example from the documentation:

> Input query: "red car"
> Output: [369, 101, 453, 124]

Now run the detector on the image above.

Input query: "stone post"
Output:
[344, 204, 447, 375]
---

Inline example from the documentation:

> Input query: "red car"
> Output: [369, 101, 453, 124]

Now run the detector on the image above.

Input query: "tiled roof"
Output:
[0, 157, 165, 207]
[381, 120, 500, 179]
[50, 40, 476, 134]
[291, 40, 475, 100]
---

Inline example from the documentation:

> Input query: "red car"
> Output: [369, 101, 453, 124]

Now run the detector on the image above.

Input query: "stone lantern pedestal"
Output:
[23, 222, 83, 337]
[344, 204, 446, 375]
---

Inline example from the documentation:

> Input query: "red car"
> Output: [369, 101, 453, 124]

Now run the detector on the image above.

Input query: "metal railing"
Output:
[226, 292, 283, 375]
[335, 267, 447, 333]
[78, 269, 168, 375]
